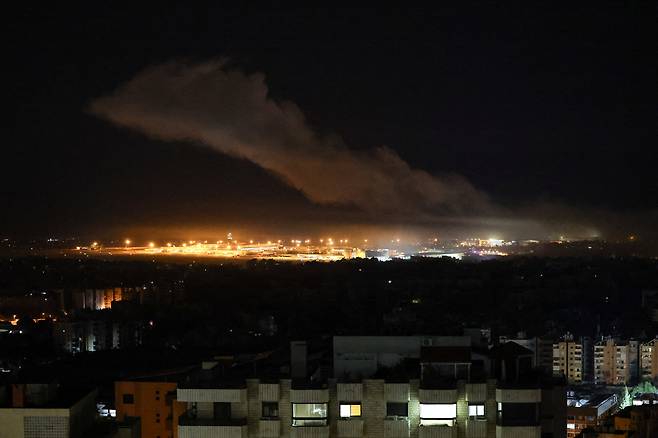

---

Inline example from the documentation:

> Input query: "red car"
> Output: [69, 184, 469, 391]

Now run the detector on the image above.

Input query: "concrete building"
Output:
[0, 383, 97, 438]
[115, 380, 186, 438]
[54, 319, 143, 353]
[594, 338, 639, 385]
[566, 392, 618, 438]
[553, 336, 584, 385]
[174, 338, 565, 438]
[71, 288, 123, 311]
[176, 377, 560, 438]
[639, 338, 658, 381]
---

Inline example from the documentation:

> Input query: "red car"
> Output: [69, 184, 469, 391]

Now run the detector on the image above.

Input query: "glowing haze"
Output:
[90, 61, 493, 218]
[91, 60, 651, 242]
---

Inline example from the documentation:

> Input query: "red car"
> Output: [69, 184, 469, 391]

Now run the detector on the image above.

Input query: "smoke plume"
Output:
[90, 61, 492, 218]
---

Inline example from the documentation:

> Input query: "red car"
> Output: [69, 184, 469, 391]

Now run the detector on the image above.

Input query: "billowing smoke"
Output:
[90, 61, 492, 218]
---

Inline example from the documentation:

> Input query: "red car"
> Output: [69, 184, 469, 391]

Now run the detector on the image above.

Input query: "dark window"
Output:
[456, 364, 470, 380]
[214, 402, 231, 420]
[497, 402, 539, 427]
[386, 402, 408, 417]
[262, 402, 279, 418]
[122, 394, 134, 404]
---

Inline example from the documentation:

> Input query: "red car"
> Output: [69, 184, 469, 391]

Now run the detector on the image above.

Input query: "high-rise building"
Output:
[594, 338, 639, 385]
[553, 335, 584, 384]
[640, 338, 658, 381]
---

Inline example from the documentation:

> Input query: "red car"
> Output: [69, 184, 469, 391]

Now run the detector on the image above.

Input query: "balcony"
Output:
[465, 420, 488, 438]
[465, 383, 487, 403]
[495, 388, 541, 403]
[291, 426, 330, 438]
[337, 419, 364, 437]
[178, 416, 248, 438]
[418, 388, 458, 404]
[384, 418, 410, 437]
[337, 383, 363, 401]
[258, 419, 280, 438]
[418, 425, 457, 438]
[290, 388, 329, 403]
[259, 383, 280, 402]
[177, 387, 247, 403]
[385, 383, 410, 402]
[495, 425, 540, 438]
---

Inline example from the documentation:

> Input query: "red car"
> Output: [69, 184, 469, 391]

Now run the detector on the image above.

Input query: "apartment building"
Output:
[177, 377, 560, 438]
[175, 338, 565, 438]
[115, 379, 186, 438]
[594, 339, 639, 385]
[639, 338, 658, 381]
[553, 337, 584, 384]
[54, 319, 143, 353]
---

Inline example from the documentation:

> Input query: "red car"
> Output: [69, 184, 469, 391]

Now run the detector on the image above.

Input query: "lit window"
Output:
[292, 403, 328, 427]
[420, 403, 457, 426]
[468, 403, 485, 419]
[339, 403, 361, 418]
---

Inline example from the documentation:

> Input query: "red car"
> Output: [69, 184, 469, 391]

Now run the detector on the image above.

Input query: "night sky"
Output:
[5, 4, 657, 241]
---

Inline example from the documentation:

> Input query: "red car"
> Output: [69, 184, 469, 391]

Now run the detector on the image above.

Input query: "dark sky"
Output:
[5, 3, 657, 241]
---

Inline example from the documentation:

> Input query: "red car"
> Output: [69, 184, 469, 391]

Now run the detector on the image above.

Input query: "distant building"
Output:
[70, 288, 123, 311]
[553, 335, 584, 384]
[0, 383, 97, 438]
[54, 319, 143, 353]
[594, 338, 639, 385]
[639, 338, 658, 381]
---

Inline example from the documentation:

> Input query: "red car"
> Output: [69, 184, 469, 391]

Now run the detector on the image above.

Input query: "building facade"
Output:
[116, 380, 186, 438]
[639, 338, 658, 381]
[553, 339, 584, 385]
[177, 378, 563, 438]
[54, 319, 143, 353]
[0, 384, 97, 438]
[594, 339, 639, 385]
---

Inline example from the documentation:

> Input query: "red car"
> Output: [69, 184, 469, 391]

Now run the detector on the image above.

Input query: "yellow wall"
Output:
[116, 381, 184, 438]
